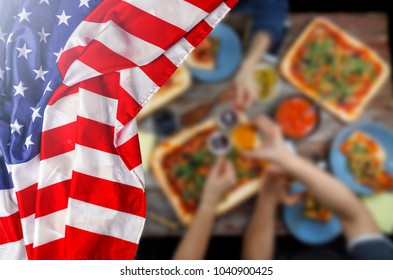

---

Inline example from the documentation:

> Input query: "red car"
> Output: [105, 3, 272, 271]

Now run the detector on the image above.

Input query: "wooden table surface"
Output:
[139, 13, 392, 237]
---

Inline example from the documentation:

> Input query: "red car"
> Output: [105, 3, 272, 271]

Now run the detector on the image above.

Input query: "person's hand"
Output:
[241, 115, 290, 164]
[260, 169, 303, 206]
[233, 65, 259, 110]
[201, 157, 237, 207]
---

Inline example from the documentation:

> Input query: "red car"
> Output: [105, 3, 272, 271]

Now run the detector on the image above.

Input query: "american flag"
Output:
[0, 0, 237, 259]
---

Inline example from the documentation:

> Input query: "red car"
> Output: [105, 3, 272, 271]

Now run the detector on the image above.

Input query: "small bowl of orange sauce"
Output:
[274, 95, 319, 140]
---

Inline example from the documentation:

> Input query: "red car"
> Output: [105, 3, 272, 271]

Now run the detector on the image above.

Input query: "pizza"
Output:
[280, 18, 390, 123]
[303, 193, 331, 223]
[186, 36, 219, 71]
[150, 116, 266, 225]
[137, 66, 191, 120]
[340, 131, 393, 192]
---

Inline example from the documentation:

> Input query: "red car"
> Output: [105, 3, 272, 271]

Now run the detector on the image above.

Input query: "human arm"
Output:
[242, 116, 379, 241]
[233, 0, 288, 109]
[172, 157, 236, 260]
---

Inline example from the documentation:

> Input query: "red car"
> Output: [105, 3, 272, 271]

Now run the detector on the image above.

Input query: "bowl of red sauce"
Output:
[275, 95, 319, 140]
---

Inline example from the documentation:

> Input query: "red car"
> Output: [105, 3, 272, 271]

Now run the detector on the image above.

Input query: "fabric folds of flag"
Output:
[0, 0, 238, 259]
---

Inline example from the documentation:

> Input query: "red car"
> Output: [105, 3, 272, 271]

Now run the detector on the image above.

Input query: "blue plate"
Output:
[283, 182, 342, 245]
[190, 23, 242, 82]
[330, 122, 393, 196]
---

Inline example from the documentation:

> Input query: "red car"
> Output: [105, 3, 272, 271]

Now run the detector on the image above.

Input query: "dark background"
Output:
[137, 0, 393, 260]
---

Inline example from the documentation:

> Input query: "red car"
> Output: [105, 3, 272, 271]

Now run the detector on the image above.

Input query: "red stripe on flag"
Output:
[70, 172, 146, 217]
[86, 0, 187, 50]
[185, 0, 226, 12]
[32, 238, 66, 260]
[77, 40, 137, 75]
[65, 226, 138, 260]
[16, 184, 37, 219]
[79, 72, 120, 100]
[116, 134, 142, 171]
[117, 83, 142, 125]
[185, 20, 213, 47]
[0, 212, 23, 245]
[47, 83, 79, 106]
[41, 122, 77, 160]
[224, 0, 238, 9]
[76, 117, 117, 155]
[58, 46, 85, 78]
[34, 180, 71, 219]
[140, 55, 177, 87]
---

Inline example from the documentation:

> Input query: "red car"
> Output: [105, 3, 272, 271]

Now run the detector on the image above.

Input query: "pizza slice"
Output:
[340, 131, 393, 191]
[187, 36, 219, 71]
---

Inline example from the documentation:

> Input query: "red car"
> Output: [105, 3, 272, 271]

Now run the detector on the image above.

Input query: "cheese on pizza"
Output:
[340, 131, 393, 192]
[281, 18, 390, 122]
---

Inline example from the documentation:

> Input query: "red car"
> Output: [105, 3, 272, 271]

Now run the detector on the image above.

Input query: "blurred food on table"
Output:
[255, 64, 279, 100]
[187, 36, 220, 71]
[150, 116, 266, 225]
[207, 131, 232, 156]
[152, 109, 179, 137]
[362, 193, 393, 234]
[303, 193, 332, 223]
[280, 17, 390, 123]
[230, 124, 259, 150]
[188, 23, 243, 82]
[275, 95, 319, 139]
[139, 131, 157, 171]
[340, 131, 393, 192]
[137, 66, 191, 120]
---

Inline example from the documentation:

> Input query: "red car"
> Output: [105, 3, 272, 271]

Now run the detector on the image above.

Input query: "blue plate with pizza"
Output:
[330, 122, 393, 196]
[186, 23, 242, 82]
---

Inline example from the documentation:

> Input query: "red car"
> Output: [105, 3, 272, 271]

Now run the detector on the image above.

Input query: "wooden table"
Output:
[140, 13, 392, 237]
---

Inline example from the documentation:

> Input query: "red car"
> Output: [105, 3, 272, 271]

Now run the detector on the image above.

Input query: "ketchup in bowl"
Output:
[275, 95, 319, 139]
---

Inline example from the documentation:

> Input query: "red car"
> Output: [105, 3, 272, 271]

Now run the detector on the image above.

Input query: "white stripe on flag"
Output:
[11, 155, 40, 192]
[119, 67, 158, 106]
[63, 60, 101, 86]
[33, 209, 67, 247]
[38, 151, 74, 190]
[0, 240, 27, 260]
[114, 118, 138, 147]
[122, 0, 207, 32]
[78, 88, 118, 127]
[43, 94, 78, 132]
[67, 198, 145, 244]
[164, 38, 194, 66]
[74, 145, 144, 190]
[20, 214, 35, 246]
[0, 189, 18, 217]
[204, 3, 230, 27]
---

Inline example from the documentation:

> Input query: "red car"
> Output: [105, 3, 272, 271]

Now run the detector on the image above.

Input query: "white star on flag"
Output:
[39, 0, 50, 5]
[0, 27, 7, 42]
[30, 107, 43, 122]
[53, 48, 64, 62]
[13, 81, 28, 97]
[0, 68, 4, 80]
[79, 0, 90, 8]
[6, 33, 13, 44]
[43, 81, 53, 95]
[18, 8, 32, 23]
[16, 43, 32, 59]
[37, 27, 50, 43]
[25, 135, 35, 149]
[10, 119, 24, 134]
[33, 66, 49, 81]
[56, 10, 71, 26]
